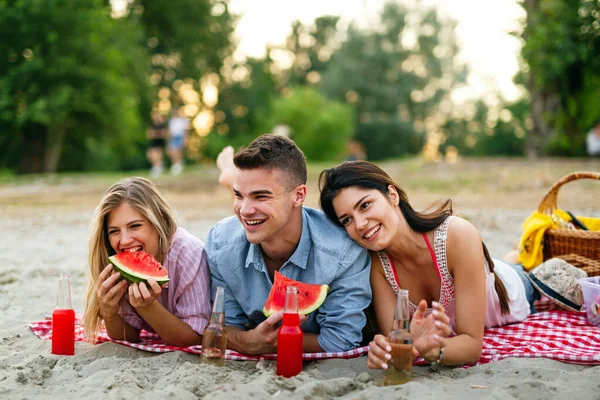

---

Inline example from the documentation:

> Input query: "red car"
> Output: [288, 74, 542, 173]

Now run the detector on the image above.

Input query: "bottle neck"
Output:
[392, 318, 410, 332]
[282, 311, 300, 327]
[212, 287, 225, 314]
[56, 274, 72, 310]
[209, 311, 225, 325]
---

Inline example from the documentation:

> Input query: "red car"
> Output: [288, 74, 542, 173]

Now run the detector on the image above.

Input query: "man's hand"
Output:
[235, 312, 283, 355]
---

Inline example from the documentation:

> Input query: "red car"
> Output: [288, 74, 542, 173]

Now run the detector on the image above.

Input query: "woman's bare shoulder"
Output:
[447, 216, 480, 241]
[369, 250, 384, 271]
[446, 216, 485, 271]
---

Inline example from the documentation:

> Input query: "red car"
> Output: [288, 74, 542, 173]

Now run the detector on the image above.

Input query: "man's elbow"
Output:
[318, 334, 361, 353]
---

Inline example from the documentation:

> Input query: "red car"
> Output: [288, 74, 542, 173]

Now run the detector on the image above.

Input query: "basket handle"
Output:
[537, 171, 600, 215]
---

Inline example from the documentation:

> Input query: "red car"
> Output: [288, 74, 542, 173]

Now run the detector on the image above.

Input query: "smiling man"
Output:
[206, 134, 372, 355]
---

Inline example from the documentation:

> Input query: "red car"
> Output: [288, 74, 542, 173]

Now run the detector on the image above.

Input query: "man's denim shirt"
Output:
[206, 206, 372, 353]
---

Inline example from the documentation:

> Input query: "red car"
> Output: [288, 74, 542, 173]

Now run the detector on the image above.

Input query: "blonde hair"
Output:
[83, 177, 177, 340]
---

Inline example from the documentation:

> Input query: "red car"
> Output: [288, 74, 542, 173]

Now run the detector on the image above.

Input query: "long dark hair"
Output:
[319, 161, 510, 315]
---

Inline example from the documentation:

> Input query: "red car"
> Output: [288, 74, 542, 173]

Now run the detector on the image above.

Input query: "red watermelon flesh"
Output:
[109, 251, 169, 285]
[263, 271, 329, 316]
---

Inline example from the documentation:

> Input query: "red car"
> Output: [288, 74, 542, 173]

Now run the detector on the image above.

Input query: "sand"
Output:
[1, 160, 599, 399]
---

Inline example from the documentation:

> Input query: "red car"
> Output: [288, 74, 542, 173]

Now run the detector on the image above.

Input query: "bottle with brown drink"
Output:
[201, 286, 228, 366]
[384, 289, 413, 386]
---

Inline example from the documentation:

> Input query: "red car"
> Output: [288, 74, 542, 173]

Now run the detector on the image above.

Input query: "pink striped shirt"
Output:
[119, 227, 211, 335]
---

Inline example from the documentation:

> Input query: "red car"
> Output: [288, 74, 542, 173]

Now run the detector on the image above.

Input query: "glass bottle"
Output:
[384, 289, 413, 386]
[201, 286, 228, 365]
[52, 273, 75, 355]
[276, 286, 303, 378]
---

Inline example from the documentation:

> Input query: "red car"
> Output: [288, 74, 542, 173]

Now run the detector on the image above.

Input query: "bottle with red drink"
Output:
[276, 286, 303, 378]
[52, 273, 75, 356]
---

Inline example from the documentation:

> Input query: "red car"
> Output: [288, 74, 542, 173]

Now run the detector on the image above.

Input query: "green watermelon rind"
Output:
[108, 254, 170, 285]
[262, 272, 329, 317]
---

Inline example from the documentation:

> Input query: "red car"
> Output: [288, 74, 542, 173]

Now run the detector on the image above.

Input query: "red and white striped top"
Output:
[119, 227, 211, 335]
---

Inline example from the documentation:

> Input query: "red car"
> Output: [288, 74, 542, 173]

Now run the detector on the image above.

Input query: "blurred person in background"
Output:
[146, 110, 168, 177]
[168, 107, 190, 175]
[344, 139, 367, 161]
[586, 120, 600, 157]
[272, 121, 291, 138]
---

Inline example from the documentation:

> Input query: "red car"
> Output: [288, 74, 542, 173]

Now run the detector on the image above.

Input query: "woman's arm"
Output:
[130, 280, 202, 347]
[430, 217, 487, 366]
[96, 265, 141, 342]
[368, 254, 397, 369]
[368, 254, 450, 368]
[370, 253, 396, 336]
[103, 313, 141, 342]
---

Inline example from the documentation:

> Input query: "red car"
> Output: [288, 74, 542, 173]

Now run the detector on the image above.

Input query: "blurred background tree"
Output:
[2, 0, 598, 175]
[319, 2, 468, 160]
[202, 55, 279, 159]
[0, 0, 148, 173]
[0, 0, 234, 174]
[519, 0, 600, 156]
[266, 87, 354, 161]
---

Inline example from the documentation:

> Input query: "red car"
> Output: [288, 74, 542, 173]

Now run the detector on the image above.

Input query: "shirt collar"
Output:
[243, 209, 312, 272]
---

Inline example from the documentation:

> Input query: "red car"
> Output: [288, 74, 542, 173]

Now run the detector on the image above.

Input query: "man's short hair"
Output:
[233, 134, 307, 189]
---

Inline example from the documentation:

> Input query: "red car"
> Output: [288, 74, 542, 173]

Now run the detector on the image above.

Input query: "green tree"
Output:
[277, 16, 341, 88]
[320, 1, 468, 160]
[130, 0, 235, 94]
[441, 97, 528, 156]
[266, 87, 354, 161]
[519, 0, 600, 156]
[0, 0, 236, 173]
[0, 0, 148, 173]
[203, 55, 280, 159]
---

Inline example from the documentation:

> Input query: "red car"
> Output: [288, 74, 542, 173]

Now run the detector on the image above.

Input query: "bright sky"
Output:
[229, 0, 526, 101]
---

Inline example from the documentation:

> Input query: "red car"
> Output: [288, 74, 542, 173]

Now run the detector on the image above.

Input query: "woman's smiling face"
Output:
[332, 186, 400, 251]
[106, 201, 160, 259]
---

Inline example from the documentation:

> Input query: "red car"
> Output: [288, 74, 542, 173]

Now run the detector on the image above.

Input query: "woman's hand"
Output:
[368, 334, 393, 369]
[128, 278, 163, 309]
[411, 300, 451, 359]
[96, 265, 129, 320]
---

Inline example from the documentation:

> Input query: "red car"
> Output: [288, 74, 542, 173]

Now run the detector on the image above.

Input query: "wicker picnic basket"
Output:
[539, 171, 600, 277]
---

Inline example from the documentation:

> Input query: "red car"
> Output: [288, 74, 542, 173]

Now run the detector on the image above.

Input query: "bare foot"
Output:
[503, 249, 519, 265]
[217, 146, 236, 189]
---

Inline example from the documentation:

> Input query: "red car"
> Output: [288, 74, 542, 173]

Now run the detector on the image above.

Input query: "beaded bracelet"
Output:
[432, 347, 445, 366]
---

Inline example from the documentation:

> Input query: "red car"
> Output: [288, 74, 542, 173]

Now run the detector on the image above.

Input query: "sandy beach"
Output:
[1, 158, 599, 399]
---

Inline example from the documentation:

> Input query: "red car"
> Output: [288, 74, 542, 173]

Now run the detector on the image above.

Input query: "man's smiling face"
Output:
[232, 167, 298, 245]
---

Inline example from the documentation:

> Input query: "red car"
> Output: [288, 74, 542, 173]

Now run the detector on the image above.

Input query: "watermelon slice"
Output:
[108, 251, 169, 285]
[263, 271, 329, 316]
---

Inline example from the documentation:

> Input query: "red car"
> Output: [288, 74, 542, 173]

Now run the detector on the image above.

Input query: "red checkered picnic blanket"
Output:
[29, 317, 367, 361]
[30, 305, 600, 364]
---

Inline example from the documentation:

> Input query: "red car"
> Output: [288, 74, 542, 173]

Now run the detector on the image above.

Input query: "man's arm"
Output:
[302, 333, 323, 353]
[225, 312, 283, 355]
[316, 246, 372, 352]
[206, 229, 249, 330]
[207, 227, 284, 355]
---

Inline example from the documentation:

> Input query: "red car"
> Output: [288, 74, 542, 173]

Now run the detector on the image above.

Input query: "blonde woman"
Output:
[83, 177, 210, 347]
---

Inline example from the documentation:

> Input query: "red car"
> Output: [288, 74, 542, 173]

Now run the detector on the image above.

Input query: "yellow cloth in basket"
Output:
[578, 217, 600, 231]
[518, 210, 600, 270]
[518, 211, 555, 270]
